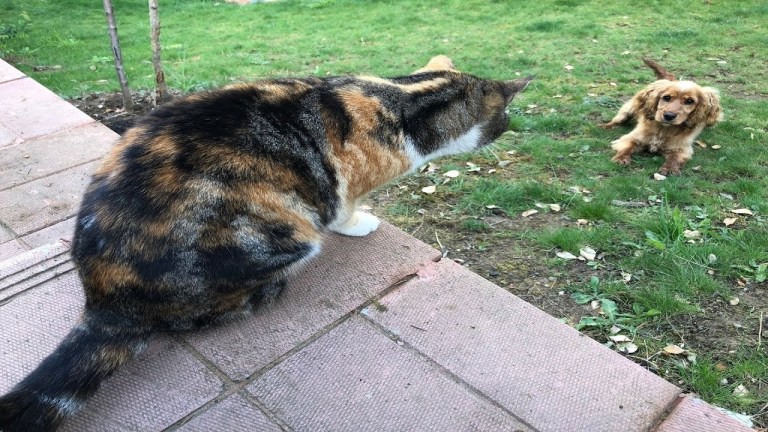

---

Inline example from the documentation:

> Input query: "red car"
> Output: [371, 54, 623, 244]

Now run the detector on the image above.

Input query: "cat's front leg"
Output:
[330, 209, 380, 237]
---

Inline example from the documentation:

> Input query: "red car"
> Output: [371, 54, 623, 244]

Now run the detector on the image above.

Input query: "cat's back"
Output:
[72, 78, 335, 302]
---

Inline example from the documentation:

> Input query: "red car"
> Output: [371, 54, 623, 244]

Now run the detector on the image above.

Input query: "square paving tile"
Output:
[1, 271, 84, 393]
[0, 160, 97, 236]
[18, 216, 76, 248]
[0, 266, 224, 432]
[656, 395, 754, 432]
[248, 316, 531, 432]
[175, 393, 282, 432]
[61, 337, 224, 432]
[0, 77, 93, 142]
[185, 222, 441, 380]
[363, 259, 681, 432]
[0, 122, 116, 190]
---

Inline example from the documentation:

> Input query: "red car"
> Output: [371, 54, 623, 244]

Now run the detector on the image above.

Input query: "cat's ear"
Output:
[501, 76, 534, 105]
[413, 55, 456, 74]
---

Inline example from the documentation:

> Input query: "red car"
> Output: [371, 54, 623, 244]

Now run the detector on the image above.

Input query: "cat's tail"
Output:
[0, 316, 150, 432]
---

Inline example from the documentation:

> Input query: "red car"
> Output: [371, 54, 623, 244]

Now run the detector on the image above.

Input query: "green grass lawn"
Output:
[2, 0, 767, 425]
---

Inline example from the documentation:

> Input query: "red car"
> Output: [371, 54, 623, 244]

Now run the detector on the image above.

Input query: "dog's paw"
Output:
[612, 155, 632, 165]
[599, 122, 617, 129]
[658, 166, 681, 176]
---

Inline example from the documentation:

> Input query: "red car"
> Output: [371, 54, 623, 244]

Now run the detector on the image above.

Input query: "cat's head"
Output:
[402, 56, 533, 168]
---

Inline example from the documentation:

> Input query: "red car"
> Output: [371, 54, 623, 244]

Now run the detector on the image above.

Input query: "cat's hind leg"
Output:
[329, 209, 380, 237]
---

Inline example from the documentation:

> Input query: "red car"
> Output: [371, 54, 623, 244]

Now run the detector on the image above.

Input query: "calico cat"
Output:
[0, 56, 531, 431]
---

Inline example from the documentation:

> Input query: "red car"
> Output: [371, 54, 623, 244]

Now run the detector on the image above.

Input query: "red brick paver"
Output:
[654, 395, 754, 432]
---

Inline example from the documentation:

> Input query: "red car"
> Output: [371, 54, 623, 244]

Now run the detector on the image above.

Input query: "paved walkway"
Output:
[0, 59, 754, 431]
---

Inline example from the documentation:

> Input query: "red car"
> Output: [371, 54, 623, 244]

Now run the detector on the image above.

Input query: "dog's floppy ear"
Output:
[633, 80, 667, 120]
[690, 87, 723, 127]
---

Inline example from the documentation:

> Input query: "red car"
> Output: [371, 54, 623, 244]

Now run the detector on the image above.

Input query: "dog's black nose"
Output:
[663, 112, 677, 122]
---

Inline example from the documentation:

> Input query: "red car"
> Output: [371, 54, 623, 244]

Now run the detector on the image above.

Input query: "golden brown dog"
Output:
[602, 59, 723, 175]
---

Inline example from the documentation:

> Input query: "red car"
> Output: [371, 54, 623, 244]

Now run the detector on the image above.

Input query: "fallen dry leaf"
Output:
[485, 205, 499, 209]
[653, 173, 667, 181]
[711, 145, 722, 150]
[729, 297, 740, 306]
[444, 170, 460, 178]
[549, 204, 561, 212]
[497, 160, 513, 167]
[663, 344, 686, 355]
[579, 247, 597, 261]
[683, 229, 701, 239]
[556, 251, 578, 260]
[421, 185, 436, 194]
[723, 217, 738, 226]
[619, 342, 638, 354]
[609, 335, 632, 343]
[521, 209, 539, 218]
[731, 208, 754, 216]
[719, 193, 735, 201]
[564, 64, 574, 71]
[695, 140, 707, 148]
[577, 219, 589, 225]
[733, 384, 750, 398]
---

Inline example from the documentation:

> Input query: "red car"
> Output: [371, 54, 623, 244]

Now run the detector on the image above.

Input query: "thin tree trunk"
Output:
[102, 0, 134, 112]
[148, 0, 171, 105]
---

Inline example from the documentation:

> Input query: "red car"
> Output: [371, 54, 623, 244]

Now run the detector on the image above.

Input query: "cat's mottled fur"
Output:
[0, 56, 531, 431]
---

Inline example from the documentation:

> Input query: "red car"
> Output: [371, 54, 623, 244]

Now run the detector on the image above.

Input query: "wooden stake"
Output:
[102, 0, 134, 112]
[148, 0, 171, 105]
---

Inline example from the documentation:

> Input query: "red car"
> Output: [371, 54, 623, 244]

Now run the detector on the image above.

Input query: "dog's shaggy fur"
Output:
[602, 59, 723, 175]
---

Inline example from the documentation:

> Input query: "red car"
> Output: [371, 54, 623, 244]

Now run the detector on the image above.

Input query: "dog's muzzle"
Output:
[663, 112, 678, 122]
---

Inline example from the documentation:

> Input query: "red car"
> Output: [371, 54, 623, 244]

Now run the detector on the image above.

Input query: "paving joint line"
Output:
[0, 248, 70, 283]
[647, 392, 686, 432]
[237, 389, 294, 432]
[0, 154, 103, 193]
[0, 76, 27, 86]
[359, 307, 542, 432]
[0, 266, 75, 306]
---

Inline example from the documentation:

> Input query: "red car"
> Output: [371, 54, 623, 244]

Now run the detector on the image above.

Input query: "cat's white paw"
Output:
[331, 210, 380, 237]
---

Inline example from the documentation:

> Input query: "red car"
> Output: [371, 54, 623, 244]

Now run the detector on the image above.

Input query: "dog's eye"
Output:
[662, 95, 672, 102]
[684, 98, 695, 105]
